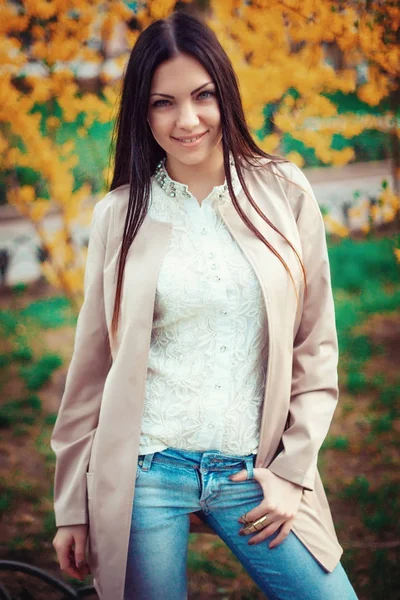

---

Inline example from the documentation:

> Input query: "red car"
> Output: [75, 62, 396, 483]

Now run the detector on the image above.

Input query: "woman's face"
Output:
[147, 53, 222, 166]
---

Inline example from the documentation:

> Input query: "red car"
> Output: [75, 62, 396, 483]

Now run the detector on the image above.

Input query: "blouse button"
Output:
[211, 264, 217, 270]
[220, 310, 227, 315]
[208, 252, 214, 258]
[215, 276, 221, 281]
[201, 228, 207, 235]
[215, 384, 221, 389]
[208, 423, 215, 429]
[220, 345, 227, 352]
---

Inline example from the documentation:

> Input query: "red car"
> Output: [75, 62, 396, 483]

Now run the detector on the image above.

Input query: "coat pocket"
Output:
[86, 472, 94, 502]
[85, 472, 99, 576]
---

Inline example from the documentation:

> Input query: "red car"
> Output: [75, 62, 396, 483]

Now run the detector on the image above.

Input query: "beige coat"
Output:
[51, 157, 343, 600]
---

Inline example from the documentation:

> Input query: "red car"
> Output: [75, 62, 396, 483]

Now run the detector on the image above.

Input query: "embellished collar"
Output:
[152, 153, 242, 206]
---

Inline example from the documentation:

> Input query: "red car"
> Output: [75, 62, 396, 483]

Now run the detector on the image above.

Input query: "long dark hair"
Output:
[110, 10, 306, 337]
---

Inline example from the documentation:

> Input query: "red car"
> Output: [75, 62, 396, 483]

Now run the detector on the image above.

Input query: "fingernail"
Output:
[77, 560, 89, 573]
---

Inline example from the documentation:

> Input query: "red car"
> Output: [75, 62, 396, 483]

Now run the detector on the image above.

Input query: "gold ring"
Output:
[242, 514, 271, 534]
[253, 515, 270, 530]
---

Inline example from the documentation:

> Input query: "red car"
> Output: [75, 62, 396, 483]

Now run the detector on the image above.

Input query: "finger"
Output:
[229, 469, 248, 482]
[238, 500, 270, 524]
[60, 549, 85, 581]
[246, 519, 284, 545]
[64, 564, 86, 580]
[74, 534, 90, 576]
[269, 519, 293, 549]
[76, 560, 91, 577]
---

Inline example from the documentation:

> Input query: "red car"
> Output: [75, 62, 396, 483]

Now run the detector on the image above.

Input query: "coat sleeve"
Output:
[50, 201, 112, 526]
[267, 164, 339, 492]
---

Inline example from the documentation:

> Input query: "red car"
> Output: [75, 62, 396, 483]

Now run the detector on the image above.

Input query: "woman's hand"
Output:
[53, 525, 91, 581]
[229, 467, 303, 548]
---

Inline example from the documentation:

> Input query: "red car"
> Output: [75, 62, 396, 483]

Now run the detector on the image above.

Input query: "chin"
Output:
[165, 148, 206, 164]
[167, 143, 219, 164]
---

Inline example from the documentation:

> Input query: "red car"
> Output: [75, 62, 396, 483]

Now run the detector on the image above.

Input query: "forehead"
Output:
[150, 53, 212, 93]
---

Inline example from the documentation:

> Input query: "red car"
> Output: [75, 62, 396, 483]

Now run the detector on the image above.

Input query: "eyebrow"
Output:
[150, 81, 214, 98]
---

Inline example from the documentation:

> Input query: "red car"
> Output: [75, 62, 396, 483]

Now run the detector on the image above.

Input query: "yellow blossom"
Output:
[286, 152, 305, 168]
[19, 186, 36, 204]
[47, 116, 60, 129]
[30, 200, 50, 222]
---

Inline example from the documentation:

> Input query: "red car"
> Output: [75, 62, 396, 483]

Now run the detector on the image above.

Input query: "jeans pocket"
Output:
[136, 455, 144, 479]
[136, 454, 151, 479]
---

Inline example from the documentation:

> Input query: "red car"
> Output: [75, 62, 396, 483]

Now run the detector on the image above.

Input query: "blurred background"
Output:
[0, 0, 399, 598]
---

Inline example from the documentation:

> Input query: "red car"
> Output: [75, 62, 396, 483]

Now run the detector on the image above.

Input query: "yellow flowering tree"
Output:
[1, 0, 399, 302]
[207, 0, 399, 171]
[207, 0, 399, 256]
[0, 0, 137, 305]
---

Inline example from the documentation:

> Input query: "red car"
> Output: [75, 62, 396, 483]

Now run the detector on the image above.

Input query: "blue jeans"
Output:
[124, 447, 358, 600]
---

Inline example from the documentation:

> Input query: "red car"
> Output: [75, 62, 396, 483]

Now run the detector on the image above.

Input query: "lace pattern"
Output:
[139, 157, 269, 456]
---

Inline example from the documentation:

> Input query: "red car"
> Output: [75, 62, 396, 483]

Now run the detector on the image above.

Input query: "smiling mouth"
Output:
[171, 131, 208, 142]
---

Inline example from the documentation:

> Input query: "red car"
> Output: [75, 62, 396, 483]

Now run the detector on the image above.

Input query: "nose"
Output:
[176, 102, 200, 130]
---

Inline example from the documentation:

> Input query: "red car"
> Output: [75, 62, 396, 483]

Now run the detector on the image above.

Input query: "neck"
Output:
[164, 146, 225, 189]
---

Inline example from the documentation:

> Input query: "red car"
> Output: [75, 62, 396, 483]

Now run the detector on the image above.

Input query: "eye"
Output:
[151, 90, 215, 108]
[151, 99, 170, 108]
[198, 90, 215, 100]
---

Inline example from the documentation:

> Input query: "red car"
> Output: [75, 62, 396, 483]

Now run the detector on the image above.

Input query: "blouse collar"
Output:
[152, 152, 242, 206]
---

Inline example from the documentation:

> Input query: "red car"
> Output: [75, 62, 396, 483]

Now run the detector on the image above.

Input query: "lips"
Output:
[172, 131, 208, 141]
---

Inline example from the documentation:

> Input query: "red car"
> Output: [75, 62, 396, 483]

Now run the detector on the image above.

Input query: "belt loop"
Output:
[140, 453, 155, 472]
[245, 455, 254, 480]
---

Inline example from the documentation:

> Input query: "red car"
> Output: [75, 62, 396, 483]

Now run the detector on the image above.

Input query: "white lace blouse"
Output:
[139, 156, 269, 456]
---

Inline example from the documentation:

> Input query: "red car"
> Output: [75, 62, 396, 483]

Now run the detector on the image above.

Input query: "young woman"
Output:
[51, 10, 358, 600]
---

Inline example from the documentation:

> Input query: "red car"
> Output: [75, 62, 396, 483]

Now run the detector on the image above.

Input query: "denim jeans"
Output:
[124, 447, 358, 600]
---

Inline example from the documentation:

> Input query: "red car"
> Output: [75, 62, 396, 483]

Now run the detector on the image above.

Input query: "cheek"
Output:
[148, 113, 173, 137]
[205, 105, 221, 129]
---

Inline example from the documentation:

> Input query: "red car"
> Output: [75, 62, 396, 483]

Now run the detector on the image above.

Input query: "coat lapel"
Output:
[216, 176, 303, 468]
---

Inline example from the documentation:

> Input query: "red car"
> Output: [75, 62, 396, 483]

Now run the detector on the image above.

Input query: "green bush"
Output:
[0, 311, 18, 336]
[0, 355, 10, 368]
[0, 490, 13, 515]
[368, 409, 397, 435]
[346, 335, 375, 362]
[323, 435, 350, 451]
[19, 353, 63, 391]
[359, 283, 400, 315]
[334, 302, 360, 352]
[12, 344, 33, 362]
[341, 474, 370, 501]
[329, 238, 399, 294]
[20, 296, 75, 329]
[347, 370, 368, 394]
[371, 385, 400, 410]
[0, 396, 42, 429]
[43, 413, 58, 426]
